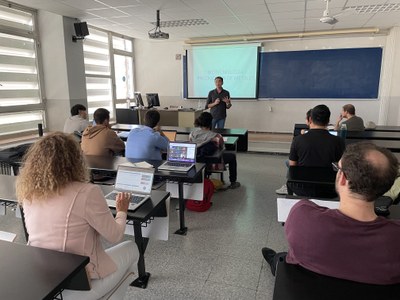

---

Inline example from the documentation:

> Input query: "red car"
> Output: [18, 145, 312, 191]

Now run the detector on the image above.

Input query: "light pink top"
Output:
[23, 182, 127, 279]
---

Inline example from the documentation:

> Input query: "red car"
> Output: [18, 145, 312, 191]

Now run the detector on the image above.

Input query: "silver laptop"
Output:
[105, 165, 154, 211]
[158, 142, 197, 172]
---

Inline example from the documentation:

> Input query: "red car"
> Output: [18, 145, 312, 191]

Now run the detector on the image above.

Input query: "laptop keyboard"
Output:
[166, 162, 191, 167]
[108, 192, 145, 204]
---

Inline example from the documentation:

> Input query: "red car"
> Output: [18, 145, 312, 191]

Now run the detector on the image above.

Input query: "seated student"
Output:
[81, 108, 125, 156]
[334, 104, 365, 131]
[189, 112, 240, 189]
[125, 110, 169, 160]
[16, 132, 139, 298]
[276, 105, 345, 195]
[63, 104, 90, 134]
[263, 142, 400, 285]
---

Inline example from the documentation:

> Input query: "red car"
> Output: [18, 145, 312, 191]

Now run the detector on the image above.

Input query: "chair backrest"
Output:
[273, 261, 400, 300]
[287, 166, 337, 198]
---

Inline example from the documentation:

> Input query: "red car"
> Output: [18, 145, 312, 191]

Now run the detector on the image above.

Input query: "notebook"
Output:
[105, 165, 154, 211]
[158, 142, 197, 172]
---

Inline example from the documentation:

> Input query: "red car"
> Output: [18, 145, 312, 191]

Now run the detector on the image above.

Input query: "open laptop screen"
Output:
[168, 142, 196, 163]
[115, 166, 154, 194]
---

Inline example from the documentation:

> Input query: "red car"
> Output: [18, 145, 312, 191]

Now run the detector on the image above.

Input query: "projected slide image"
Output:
[187, 44, 259, 98]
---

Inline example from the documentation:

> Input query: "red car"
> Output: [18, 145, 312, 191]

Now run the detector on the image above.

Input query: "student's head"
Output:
[16, 132, 89, 203]
[144, 110, 160, 128]
[194, 112, 213, 129]
[310, 104, 330, 127]
[93, 108, 110, 126]
[336, 142, 398, 202]
[342, 104, 356, 117]
[71, 104, 87, 119]
[305, 109, 312, 126]
[214, 76, 223, 89]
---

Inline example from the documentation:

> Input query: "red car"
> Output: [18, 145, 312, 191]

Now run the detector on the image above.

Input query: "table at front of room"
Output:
[0, 174, 170, 290]
[85, 155, 206, 235]
[0, 239, 89, 300]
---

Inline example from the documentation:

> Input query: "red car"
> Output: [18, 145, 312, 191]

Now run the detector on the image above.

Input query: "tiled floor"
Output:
[0, 152, 289, 300]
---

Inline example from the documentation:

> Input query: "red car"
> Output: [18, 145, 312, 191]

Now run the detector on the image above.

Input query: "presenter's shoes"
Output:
[275, 184, 288, 195]
[262, 247, 277, 276]
[228, 182, 241, 189]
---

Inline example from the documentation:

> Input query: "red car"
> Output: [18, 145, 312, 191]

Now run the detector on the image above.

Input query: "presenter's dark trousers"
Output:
[223, 152, 237, 183]
[212, 118, 225, 129]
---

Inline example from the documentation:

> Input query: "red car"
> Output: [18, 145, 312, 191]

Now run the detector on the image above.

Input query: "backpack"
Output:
[186, 178, 214, 212]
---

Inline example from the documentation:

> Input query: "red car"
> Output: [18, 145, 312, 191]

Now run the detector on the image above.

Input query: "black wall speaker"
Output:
[73, 22, 89, 42]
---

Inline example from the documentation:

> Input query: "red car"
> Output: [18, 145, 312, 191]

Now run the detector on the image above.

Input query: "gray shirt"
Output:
[206, 88, 230, 120]
[342, 115, 364, 131]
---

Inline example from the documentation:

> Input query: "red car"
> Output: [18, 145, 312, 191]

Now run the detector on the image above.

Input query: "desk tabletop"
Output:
[0, 240, 89, 300]
[369, 126, 400, 132]
[101, 187, 170, 222]
[85, 156, 205, 182]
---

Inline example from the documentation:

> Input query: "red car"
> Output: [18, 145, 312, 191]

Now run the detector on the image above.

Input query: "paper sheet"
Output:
[124, 197, 170, 241]
[0, 231, 16, 242]
[277, 198, 340, 222]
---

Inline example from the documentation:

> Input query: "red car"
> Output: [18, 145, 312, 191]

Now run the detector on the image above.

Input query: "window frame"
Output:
[84, 25, 135, 120]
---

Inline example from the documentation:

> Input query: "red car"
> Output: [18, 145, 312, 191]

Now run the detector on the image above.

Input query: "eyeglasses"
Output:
[332, 162, 346, 177]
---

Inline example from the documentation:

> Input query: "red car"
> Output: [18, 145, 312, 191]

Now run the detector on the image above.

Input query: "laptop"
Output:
[105, 165, 154, 211]
[158, 142, 197, 172]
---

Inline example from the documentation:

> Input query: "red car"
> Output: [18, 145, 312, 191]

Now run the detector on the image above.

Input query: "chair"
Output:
[286, 166, 337, 198]
[273, 261, 400, 300]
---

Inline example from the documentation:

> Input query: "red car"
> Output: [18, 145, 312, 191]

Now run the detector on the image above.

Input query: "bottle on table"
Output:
[339, 123, 347, 139]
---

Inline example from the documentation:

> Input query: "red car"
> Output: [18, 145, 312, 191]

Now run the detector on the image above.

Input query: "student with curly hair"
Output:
[17, 132, 138, 298]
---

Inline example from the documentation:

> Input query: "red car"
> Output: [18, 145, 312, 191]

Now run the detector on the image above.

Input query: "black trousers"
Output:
[223, 152, 237, 183]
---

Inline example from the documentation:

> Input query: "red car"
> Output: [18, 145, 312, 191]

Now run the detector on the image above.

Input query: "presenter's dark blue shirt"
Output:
[206, 88, 230, 120]
[126, 125, 168, 160]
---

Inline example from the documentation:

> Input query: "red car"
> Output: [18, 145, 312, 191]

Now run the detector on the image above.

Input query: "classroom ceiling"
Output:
[11, 0, 400, 41]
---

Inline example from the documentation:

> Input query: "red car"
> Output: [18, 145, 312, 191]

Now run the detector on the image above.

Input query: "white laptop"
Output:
[158, 142, 197, 172]
[105, 165, 154, 211]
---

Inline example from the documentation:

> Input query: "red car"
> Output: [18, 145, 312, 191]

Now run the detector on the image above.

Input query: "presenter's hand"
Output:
[222, 96, 230, 104]
[116, 192, 130, 213]
[214, 98, 221, 105]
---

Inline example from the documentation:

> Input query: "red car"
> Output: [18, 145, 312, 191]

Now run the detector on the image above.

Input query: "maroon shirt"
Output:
[285, 200, 400, 285]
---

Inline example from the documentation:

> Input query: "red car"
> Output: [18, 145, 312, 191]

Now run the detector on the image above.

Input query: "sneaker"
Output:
[228, 182, 241, 189]
[262, 247, 277, 275]
[275, 184, 288, 195]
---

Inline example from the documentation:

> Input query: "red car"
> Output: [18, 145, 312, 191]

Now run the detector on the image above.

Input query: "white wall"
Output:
[134, 30, 400, 133]
[38, 11, 87, 132]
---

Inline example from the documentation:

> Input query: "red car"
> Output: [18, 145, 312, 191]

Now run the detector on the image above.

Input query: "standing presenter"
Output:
[206, 76, 232, 129]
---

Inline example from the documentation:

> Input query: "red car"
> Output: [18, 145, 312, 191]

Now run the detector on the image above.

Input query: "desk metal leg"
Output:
[131, 221, 150, 289]
[174, 182, 187, 235]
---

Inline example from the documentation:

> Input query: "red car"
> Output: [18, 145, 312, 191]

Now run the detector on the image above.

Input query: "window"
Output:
[84, 28, 134, 118]
[0, 3, 44, 138]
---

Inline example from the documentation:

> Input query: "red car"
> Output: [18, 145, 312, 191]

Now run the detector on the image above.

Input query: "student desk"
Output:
[273, 260, 400, 300]
[345, 139, 400, 152]
[111, 124, 249, 152]
[85, 155, 206, 235]
[0, 240, 89, 300]
[100, 186, 170, 289]
[0, 174, 170, 290]
[368, 126, 400, 132]
[346, 131, 400, 140]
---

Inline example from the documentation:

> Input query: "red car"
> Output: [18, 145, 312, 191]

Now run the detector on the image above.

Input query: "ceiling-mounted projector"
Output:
[148, 10, 169, 40]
